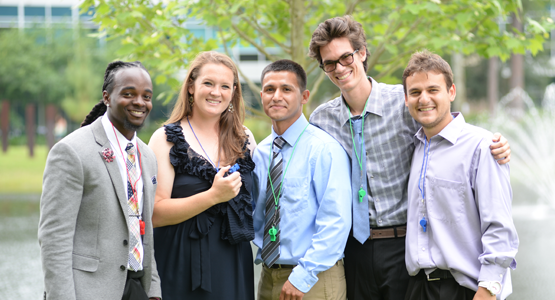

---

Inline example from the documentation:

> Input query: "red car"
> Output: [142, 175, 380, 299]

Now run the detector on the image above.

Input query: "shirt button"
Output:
[120, 265, 126, 271]
[499, 274, 503, 278]
[308, 285, 311, 287]
[123, 240, 128, 246]
[370, 175, 374, 178]
[422, 248, 426, 251]
[378, 219, 382, 224]
[376, 198, 379, 202]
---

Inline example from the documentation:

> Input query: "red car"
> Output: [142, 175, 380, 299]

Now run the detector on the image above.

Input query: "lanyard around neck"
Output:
[267, 123, 310, 209]
[346, 98, 369, 171]
[111, 124, 142, 213]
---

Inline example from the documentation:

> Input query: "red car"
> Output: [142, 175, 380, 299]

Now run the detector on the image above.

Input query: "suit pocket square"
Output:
[151, 175, 157, 185]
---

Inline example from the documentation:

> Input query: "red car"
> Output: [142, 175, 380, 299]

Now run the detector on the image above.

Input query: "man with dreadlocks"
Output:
[38, 61, 162, 300]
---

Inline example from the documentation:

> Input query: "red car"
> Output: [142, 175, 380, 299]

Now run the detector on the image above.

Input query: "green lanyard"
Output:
[266, 122, 310, 241]
[347, 98, 369, 202]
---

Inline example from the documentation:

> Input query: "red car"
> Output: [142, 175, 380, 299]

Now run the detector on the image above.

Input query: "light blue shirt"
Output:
[405, 113, 519, 300]
[253, 114, 352, 293]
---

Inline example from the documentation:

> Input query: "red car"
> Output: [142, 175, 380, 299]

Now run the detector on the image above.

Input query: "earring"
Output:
[189, 95, 194, 107]
[228, 103, 234, 113]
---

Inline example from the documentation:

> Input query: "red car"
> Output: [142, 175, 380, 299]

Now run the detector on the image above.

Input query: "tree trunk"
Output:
[1, 100, 9, 153]
[452, 52, 467, 113]
[26, 103, 36, 157]
[45, 104, 56, 149]
[510, 12, 525, 113]
[290, 0, 308, 114]
[290, 0, 306, 67]
[488, 57, 499, 117]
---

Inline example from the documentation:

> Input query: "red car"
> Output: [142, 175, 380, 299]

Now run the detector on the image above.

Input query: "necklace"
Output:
[187, 116, 220, 169]
[346, 98, 369, 202]
[418, 138, 431, 233]
[266, 122, 310, 241]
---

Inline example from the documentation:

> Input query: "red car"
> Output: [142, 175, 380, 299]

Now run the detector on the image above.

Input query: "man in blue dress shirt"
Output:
[252, 59, 352, 300]
[403, 51, 519, 300]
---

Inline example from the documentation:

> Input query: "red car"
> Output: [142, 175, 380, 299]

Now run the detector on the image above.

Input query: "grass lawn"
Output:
[0, 145, 48, 194]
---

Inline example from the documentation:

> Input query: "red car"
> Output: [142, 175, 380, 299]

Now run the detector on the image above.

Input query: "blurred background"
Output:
[1, 0, 554, 298]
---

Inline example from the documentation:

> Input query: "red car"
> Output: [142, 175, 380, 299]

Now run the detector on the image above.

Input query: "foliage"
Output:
[82, 0, 553, 115]
[0, 28, 115, 123]
[0, 145, 47, 194]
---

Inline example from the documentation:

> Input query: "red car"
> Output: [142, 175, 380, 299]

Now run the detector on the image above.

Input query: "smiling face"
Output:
[188, 63, 235, 120]
[260, 71, 309, 135]
[405, 71, 456, 139]
[319, 37, 367, 95]
[104, 68, 153, 140]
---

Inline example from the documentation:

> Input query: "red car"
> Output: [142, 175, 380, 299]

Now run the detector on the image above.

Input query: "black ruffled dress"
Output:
[153, 122, 255, 300]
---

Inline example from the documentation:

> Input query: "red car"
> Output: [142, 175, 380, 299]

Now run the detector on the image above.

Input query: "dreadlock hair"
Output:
[80, 61, 149, 127]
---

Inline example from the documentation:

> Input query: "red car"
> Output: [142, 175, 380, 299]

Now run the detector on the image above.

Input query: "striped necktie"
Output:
[261, 136, 286, 267]
[125, 143, 142, 271]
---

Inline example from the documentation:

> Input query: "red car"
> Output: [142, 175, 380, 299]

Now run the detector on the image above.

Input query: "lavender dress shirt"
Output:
[405, 113, 518, 299]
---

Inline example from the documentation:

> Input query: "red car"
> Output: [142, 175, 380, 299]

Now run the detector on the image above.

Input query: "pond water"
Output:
[0, 196, 552, 299]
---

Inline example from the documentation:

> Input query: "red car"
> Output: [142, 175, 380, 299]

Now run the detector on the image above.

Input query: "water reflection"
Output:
[1, 196, 552, 299]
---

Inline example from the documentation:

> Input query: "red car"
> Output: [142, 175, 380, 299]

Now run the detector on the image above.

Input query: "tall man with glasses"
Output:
[308, 15, 512, 300]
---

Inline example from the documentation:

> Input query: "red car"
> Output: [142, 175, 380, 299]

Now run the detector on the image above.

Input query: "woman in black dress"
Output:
[148, 51, 256, 300]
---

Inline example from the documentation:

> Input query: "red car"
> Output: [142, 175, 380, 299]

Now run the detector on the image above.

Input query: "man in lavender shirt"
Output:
[403, 50, 518, 300]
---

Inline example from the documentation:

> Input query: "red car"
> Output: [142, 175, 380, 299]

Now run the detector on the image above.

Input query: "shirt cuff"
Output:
[478, 262, 511, 283]
[288, 265, 319, 293]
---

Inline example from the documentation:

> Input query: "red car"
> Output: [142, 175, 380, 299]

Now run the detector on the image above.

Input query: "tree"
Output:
[81, 0, 553, 117]
[0, 28, 110, 154]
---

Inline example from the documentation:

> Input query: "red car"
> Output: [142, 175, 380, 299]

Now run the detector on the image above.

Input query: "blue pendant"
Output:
[420, 217, 427, 232]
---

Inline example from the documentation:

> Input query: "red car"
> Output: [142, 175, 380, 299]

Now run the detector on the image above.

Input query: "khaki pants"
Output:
[257, 260, 347, 300]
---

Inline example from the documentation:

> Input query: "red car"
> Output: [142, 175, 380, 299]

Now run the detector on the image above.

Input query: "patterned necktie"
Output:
[261, 137, 286, 267]
[125, 143, 142, 271]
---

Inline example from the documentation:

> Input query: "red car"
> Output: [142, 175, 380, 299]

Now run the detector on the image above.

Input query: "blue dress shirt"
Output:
[405, 113, 519, 300]
[253, 114, 352, 293]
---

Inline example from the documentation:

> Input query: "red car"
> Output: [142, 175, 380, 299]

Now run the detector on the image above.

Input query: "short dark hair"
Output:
[308, 15, 370, 72]
[81, 61, 148, 127]
[260, 59, 307, 92]
[402, 50, 454, 95]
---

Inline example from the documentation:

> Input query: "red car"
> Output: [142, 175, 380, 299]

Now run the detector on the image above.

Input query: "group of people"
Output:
[38, 15, 518, 300]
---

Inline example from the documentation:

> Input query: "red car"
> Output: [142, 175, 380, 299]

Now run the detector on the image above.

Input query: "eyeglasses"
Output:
[320, 49, 359, 73]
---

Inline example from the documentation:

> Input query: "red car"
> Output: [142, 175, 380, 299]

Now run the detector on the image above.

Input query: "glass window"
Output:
[240, 54, 258, 61]
[0, 6, 18, 16]
[189, 28, 205, 39]
[52, 7, 71, 17]
[24, 6, 45, 17]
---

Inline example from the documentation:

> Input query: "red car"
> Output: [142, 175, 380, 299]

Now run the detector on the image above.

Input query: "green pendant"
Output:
[269, 226, 278, 242]
[358, 188, 366, 203]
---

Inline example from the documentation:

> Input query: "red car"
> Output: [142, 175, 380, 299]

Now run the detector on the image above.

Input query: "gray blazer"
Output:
[38, 118, 161, 300]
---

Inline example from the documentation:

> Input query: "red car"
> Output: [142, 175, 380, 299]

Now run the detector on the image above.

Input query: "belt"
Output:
[424, 269, 454, 281]
[368, 225, 406, 239]
[264, 263, 296, 269]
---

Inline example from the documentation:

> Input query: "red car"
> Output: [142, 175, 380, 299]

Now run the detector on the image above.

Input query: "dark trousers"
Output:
[344, 233, 410, 300]
[122, 270, 149, 300]
[404, 270, 475, 300]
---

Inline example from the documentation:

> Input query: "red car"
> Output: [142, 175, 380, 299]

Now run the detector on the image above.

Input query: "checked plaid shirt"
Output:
[310, 77, 420, 227]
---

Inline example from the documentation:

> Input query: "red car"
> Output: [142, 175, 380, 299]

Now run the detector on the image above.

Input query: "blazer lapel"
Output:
[91, 119, 130, 226]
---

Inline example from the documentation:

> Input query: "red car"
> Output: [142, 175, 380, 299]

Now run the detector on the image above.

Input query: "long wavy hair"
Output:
[165, 51, 246, 165]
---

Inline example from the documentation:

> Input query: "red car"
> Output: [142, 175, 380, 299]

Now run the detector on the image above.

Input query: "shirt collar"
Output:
[414, 112, 465, 145]
[271, 114, 309, 147]
[339, 76, 383, 126]
[101, 113, 137, 152]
